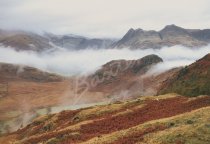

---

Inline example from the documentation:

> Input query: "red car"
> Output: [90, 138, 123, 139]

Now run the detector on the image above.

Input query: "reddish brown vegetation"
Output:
[2, 96, 210, 144]
[114, 125, 166, 144]
[60, 96, 210, 143]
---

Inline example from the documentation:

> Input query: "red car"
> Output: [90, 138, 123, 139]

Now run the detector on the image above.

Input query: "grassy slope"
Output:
[159, 54, 210, 97]
[1, 94, 210, 144]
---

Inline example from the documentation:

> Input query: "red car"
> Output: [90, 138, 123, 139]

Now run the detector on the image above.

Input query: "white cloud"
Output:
[0, 0, 210, 37]
[0, 45, 209, 76]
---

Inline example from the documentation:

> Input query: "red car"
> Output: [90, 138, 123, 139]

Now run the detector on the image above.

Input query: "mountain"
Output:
[113, 25, 210, 49]
[45, 33, 115, 50]
[158, 53, 210, 96]
[0, 30, 116, 52]
[1, 93, 210, 144]
[1, 25, 210, 51]
[86, 55, 180, 98]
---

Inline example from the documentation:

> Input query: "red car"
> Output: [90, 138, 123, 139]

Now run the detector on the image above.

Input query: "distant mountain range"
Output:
[1, 25, 210, 51]
[0, 29, 116, 51]
[44, 33, 115, 50]
[113, 24, 210, 49]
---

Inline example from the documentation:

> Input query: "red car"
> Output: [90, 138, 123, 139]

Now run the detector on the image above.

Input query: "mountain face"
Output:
[113, 25, 210, 49]
[158, 54, 210, 96]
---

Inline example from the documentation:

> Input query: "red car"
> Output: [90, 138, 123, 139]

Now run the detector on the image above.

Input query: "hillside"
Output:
[1, 94, 210, 144]
[0, 63, 70, 134]
[113, 25, 210, 49]
[0, 55, 178, 135]
[0, 62, 109, 134]
[1, 54, 210, 143]
[158, 54, 210, 96]
[88, 54, 180, 98]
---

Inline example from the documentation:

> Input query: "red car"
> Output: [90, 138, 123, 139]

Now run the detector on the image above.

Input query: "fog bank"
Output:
[0, 45, 210, 76]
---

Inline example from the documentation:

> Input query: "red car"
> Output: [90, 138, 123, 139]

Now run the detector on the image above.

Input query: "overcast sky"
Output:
[1, 0, 210, 38]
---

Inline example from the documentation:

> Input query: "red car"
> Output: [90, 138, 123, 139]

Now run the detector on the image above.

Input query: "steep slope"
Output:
[158, 53, 210, 96]
[113, 25, 209, 49]
[1, 94, 209, 144]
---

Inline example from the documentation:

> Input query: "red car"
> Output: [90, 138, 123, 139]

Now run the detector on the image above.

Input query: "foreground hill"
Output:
[113, 25, 210, 49]
[1, 94, 209, 144]
[158, 53, 210, 96]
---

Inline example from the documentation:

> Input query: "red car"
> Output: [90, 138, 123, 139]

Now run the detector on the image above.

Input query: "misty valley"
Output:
[1, 1, 210, 143]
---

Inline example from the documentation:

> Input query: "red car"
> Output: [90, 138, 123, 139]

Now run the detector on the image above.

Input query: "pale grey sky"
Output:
[1, 0, 210, 38]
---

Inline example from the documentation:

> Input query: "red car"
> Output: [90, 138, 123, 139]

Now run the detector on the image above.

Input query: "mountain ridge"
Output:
[0, 29, 116, 51]
[113, 24, 210, 49]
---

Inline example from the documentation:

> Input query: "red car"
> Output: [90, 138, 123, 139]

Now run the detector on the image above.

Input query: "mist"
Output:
[0, 45, 210, 76]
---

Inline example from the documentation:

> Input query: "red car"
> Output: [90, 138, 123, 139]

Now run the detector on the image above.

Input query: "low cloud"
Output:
[0, 45, 210, 76]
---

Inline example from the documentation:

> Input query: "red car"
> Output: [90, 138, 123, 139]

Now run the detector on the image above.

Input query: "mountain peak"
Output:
[161, 24, 185, 32]
[126, 28, 143, 35]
